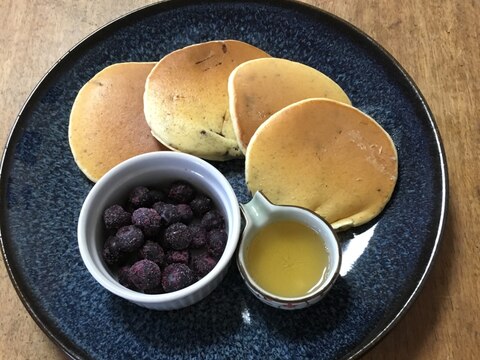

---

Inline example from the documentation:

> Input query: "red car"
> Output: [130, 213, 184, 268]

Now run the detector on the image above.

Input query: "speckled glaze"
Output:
[0, 1, 447, 359]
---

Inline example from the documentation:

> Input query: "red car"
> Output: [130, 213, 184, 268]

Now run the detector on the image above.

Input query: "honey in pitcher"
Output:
[245, 220, 329, 298]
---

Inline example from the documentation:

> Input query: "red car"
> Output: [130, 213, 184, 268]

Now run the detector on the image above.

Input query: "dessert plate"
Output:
[0, 1, 447, 359]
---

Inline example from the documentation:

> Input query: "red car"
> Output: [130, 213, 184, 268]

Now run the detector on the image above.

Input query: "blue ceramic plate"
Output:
[0, 1, 447, 359]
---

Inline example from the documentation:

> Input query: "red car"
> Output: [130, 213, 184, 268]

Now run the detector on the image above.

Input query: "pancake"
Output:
[144, 40, 270, 161]
[228, 57, 351, 153]
[69, 62, 167, 182]
[245, 98, 398, 230]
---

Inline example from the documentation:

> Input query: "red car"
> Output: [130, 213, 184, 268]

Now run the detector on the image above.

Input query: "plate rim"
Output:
[0, 1, 449, 359]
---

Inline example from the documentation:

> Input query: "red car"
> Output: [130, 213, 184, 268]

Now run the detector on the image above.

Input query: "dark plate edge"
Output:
[316, 4, 449, 359]
[0, 1, 449, 360]
[0, 2, 175, 359]
[298, 2, 449, 359]
[299, 1, 449, 358]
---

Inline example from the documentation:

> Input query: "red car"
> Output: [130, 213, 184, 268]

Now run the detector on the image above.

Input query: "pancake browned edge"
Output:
[69, 62, 167, 182]
[245, 98, 398, 230]
[228, 57, 351, 153]
[144, 40, 270, 161]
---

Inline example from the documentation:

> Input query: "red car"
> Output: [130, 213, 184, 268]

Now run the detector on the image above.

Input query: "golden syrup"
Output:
[245, 220, 329, 298]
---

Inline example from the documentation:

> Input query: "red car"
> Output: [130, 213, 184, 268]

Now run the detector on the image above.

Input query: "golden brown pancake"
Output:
[69, 62, 167, 182]
[245, 98, 398, 230]
[228, 57, 351, 153]
[144, 40, 270, 160]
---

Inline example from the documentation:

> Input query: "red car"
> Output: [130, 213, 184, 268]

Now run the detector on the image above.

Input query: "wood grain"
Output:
[0, 1, 478, 359]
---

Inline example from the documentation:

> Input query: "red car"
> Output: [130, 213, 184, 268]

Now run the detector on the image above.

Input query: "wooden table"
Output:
[0, 1, 478, 359]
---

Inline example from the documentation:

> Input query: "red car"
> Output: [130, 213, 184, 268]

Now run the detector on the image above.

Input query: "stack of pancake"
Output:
[69, 39, 398, 230]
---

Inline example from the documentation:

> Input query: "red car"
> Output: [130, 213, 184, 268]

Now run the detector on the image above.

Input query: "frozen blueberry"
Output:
[149, 189, 166, 203]
[118, 265, 136, 289]
[103, 204, 131, 230]
[188, 224, 207, 248]
[132, 207, 162, 237]
[165, 250, 190, 265]
[115, 225, 145, 253]
[139, 241, 165, 266]
[153, 202, 180, 226]
[176, 204, 193, 224]
[168, 181, 195, 203]
[128, 186, 154, 209]
[164, 223, 192, 250]
[102, 235, 125, 265]
[201, 210, 225, 231]
[191, 253, 218, 277]
[100, 180, 229, 295]
[161, 263, 194, 292]
[207, 229, 227, 259]
[128, 259, 162, 291]
[190, 194, 213, 216]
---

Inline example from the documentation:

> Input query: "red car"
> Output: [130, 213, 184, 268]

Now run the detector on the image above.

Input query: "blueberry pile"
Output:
[101, 181, 227, 294]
